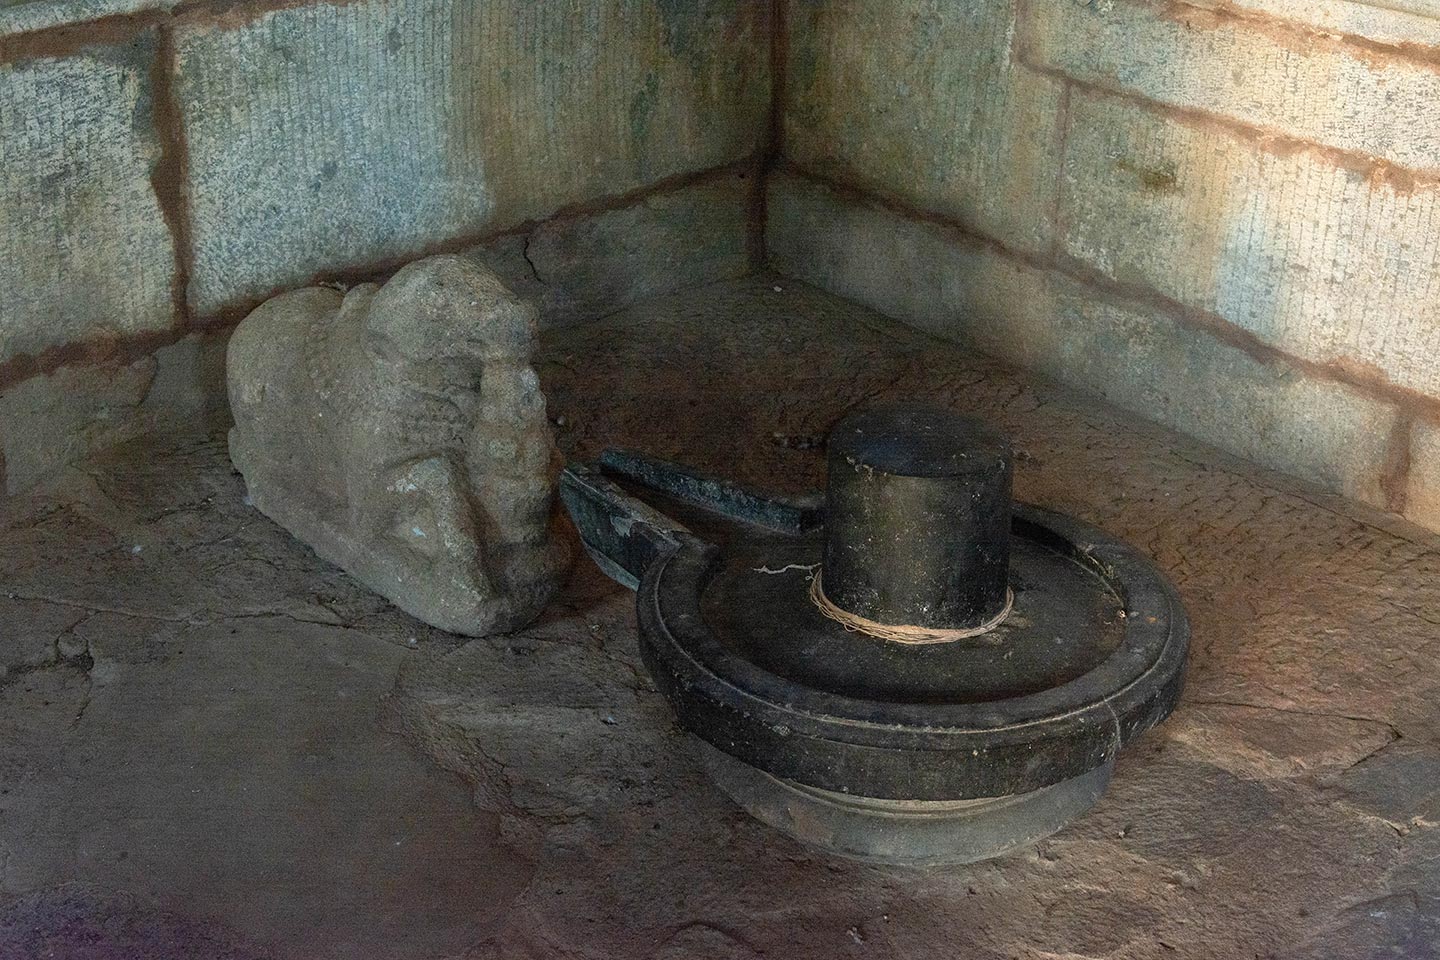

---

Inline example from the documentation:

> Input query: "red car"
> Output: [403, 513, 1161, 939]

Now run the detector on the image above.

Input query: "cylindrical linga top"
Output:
[821, 405, 1013, 631]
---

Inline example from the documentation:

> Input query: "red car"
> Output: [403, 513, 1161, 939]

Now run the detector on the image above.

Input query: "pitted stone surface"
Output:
[466, 172, 753, 330]
[1, 278, 1438, 957]
[1058, 91, 1440, 399]
[0, 0, 178, 32]
[227, 255, 568, 637]
[1024, 0, 1440, 175]
[175, 0, 769, 317]
[767, 173, 1402, 510]
[0, 38, 177, 366]
[783, 0, 1062, 256]
[1181, 0, 1440, 49]
[781, 0, 1440, 537]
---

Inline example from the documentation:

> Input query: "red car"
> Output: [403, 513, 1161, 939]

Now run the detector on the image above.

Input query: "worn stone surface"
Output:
[1181, 0, 1440, 50]
[0, 38, 177, 367]
[0, 356, 158, 496]
[466, 172, 754, 329]
[767, 172, 1401, 509]
[0, 0, 175, 33]
[227, 255, 567, 637]
[0, 475, 527, 958]
[1407, 418, 1440, 531]
[783, 0, 1063, 255]
[1, 167, 740, 493]
[1022, 0, 1440, 175]
[0, 332, 228, 496]
[176, 0, 769, 317]
[1059, 90, 1440, 399]
[2, 277, 1439, 955]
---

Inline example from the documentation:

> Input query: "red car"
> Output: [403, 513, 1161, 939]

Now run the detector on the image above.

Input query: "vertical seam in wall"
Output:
[1011, 0, 1034, 65]
[752, 0, 787, 270]
[1381, 412, 1414, 514]
[149, 21, 194, 331]
[1047, 79, 1072, 260]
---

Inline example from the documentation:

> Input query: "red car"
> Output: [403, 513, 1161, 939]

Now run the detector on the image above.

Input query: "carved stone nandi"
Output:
[226, 255, 569, 636]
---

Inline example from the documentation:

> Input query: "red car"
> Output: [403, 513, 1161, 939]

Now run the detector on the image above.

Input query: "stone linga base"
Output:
[225, 255, 570, 637]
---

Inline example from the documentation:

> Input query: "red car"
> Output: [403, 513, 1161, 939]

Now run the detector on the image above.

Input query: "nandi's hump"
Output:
[369, 255, 537, 365]
[226, 286, 344, 427]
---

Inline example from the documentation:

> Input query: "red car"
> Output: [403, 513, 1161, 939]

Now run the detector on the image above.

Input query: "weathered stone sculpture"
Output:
[227, 255, 568, 636]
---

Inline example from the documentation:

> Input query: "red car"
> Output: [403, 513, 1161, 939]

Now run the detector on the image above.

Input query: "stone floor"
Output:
[2, 275, 1438, 959]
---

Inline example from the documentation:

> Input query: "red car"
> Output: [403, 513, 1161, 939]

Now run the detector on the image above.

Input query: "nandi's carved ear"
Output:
[368, 255, 536, 363]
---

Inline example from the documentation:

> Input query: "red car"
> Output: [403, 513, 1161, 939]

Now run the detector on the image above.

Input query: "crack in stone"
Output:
[520, 235, 544, 285]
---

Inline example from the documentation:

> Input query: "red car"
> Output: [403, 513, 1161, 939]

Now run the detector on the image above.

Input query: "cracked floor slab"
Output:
[1, 276, 1438, 958]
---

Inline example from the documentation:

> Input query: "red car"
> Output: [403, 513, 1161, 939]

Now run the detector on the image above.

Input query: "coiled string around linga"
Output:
[808, 569, 1013, 645]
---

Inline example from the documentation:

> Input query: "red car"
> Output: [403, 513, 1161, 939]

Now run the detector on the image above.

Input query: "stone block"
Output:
[143, 330, 231, 433]
[466, 173, 752, 328]
[176, 0, 769, 318]
[1058, 91, 1440, 399]
[0, 355, 158, 494]
[767, 172, 1400, 506]
[0, 38, 177, 367]
[1023, 0, 1440, 174]
[783, 0, 1063, 255]
[1185, 0, 1440, 50]
[1337, 740, 1440, 824]
[1405, 417, 1440, 531]
[0, 0, 176, 35]
[0, 331, 229, 495]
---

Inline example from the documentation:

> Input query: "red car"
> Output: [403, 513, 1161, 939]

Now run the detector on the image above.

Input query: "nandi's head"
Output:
[367, 254, 537, 367]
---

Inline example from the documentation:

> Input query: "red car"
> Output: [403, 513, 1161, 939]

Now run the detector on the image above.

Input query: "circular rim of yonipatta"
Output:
[634, 502, 1190, 801]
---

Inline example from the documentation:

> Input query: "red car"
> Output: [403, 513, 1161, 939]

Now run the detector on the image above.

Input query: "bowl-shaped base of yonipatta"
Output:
[560, 440, 1189, 867]
[698, 740, 1114, 867]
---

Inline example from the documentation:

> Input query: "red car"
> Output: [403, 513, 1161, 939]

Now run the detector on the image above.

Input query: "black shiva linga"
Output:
[560, 405, 1189, 866]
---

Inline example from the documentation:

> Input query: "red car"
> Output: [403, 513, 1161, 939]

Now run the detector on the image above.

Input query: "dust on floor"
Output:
[1, 276, 1436, 959]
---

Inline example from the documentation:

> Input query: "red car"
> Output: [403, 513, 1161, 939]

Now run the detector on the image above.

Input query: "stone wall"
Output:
[0, 0, 769, 492]
[10, 0, 1440, 538]
[770, 0, 1440, 533]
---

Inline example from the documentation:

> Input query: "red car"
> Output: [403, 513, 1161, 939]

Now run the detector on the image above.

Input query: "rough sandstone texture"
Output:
[174, 0, 770, 317]
[466, 170, 754, 329]
[767, 173, 1400, 508]
[0, 0, 765, 491]
[1024, 0, 1440, 174]
[11, 0, 1440, 539]
[783, 0, 1063, 256]
[0, 332, 229, 494]
[1179, 0, 1440, 49]
[773, 0, 1440, 532]
[2, 278, 1439, 957]
[0, 0, 177, 34]
[0, 172, 752, 495]
[1058, 92, 1440, 399]
[0, 37, 178, 368]
[227, 255, 568, 636]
